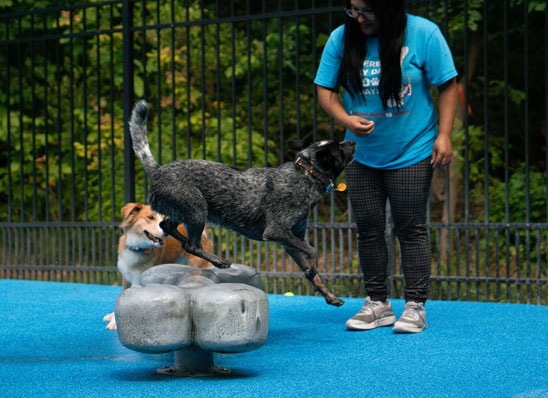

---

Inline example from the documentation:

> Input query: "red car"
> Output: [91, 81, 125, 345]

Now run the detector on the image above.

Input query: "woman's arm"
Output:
[316, 85, 375, 136]
[432, 77, 458, 168]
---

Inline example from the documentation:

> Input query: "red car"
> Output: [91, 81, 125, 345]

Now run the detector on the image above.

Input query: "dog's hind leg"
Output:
[184, 220, 231, 269]
[263, 227, 344, 307]
[160, 218, 231, 269]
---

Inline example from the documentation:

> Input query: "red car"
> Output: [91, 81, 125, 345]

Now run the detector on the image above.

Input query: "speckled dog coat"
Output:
[129, 100, 355, 306]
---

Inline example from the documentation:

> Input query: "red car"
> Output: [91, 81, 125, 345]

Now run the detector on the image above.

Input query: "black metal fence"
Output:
[1, 0, 547, 304]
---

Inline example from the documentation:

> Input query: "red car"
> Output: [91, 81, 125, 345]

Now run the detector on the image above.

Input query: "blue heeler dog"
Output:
[129, 100, 356, 306]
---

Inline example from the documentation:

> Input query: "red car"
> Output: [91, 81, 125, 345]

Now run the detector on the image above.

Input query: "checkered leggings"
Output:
[346, 157, 433, 303]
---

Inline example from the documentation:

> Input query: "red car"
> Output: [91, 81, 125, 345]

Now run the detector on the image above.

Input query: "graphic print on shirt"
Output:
[361, 46, 411, 111]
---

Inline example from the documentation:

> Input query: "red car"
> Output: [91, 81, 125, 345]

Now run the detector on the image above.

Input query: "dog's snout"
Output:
[340, 140, 356, 148]
[341, 140, 356, 156]
[340, 140, 356, 164]
[343, 140, 356, 148]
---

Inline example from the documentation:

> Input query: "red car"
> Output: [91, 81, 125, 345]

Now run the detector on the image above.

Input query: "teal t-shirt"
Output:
[314, 14, 457, 169]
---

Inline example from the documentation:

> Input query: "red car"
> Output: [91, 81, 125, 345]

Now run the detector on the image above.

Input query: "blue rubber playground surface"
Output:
[1, 279, 547, 398]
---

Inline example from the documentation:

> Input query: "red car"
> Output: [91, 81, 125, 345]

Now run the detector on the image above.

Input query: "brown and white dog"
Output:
[103, 202, 212, 330]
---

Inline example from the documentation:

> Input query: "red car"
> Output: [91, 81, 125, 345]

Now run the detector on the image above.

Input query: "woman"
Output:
[314, 0, 458, 333]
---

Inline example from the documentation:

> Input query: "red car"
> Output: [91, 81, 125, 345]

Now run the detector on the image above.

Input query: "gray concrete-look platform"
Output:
[114, 264, 269, 376]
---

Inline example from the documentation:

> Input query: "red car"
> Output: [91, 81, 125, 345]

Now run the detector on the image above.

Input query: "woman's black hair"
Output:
[338, 0, 407, 109]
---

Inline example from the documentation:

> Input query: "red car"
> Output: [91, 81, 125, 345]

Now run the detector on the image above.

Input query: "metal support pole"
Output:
[156, 346, 231, 377]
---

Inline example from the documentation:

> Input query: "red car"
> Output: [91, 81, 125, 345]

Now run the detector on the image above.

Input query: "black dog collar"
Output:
[295, 157, 346, 194]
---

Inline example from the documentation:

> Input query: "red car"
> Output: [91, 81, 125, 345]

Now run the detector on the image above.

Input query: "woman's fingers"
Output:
[431, 150, 453, 168]
[349, 116, 374, 136]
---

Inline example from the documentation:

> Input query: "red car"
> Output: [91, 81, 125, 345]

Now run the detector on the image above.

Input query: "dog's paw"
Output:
[106, 318, 117, 330]
[103, 312, 117, 330]
[215, 258, 232, 269]
[327, 296, 345, 307]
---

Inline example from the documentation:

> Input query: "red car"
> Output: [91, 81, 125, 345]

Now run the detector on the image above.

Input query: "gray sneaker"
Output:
[345, 297, 397, 330]
[392, 301, 427, 333]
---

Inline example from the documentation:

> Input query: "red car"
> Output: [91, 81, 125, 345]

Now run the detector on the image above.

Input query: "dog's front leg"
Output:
[263, 228, 344, 307]
[285, 247, 344, 307]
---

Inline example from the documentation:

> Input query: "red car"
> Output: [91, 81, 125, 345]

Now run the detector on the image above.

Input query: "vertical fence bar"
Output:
[474, 228, 480, 300]
[523, 0, 531, 305]
[482, 0, 491, 302]
[123, 0, 135, 204]
[155, 0, 162, 168]
[69, 12, 77, 221]
[201, 0, 207, 161]
[96, 7, 104, 281]
[435, 228, 441, 300]
[109, 4, 116, 221]
[17, 16, 24, 223]
[231, 0, 236, 166]
[25, 227, 30, 279]
[536, 229, 541, 304]
[516, 230, 521, 303]
[545, 0, 548, 305]
[216, 0, 222, 164]
[503, 0, 511, 303]
[141, 0, 149, 199]
[495, 229, 500, 301]
[312, 0, 317, 145]
[1, 229, 5, 278]
[294, 0, 301, 286]
[295, 0, 301, 140]
[262, 0, 268, 168]
[6, 19, 13, 225]
[261, 1, 268, 287]
[246, 0, 252, 167]
[546, 0, 548, 236]
[170, 0, 177, 161]
[463, 0, 472, 305]
[42, 13, 50, 279]
[83, 9, 90, 222]
[278, 1, 284, 164]
[31, 15, 37, 223]
[56, 13, 63, 223]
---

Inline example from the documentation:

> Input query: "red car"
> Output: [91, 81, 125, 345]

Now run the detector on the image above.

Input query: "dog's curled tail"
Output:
[129, 100, 159, 176]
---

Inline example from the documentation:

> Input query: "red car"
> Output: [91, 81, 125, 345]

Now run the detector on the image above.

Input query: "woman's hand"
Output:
[344, 115, 375, 136]
[431, 135, 453, 168]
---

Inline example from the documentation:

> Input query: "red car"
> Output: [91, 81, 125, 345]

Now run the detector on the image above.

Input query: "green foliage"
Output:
[488, 167, 547, 223]
[0, 0, 337, 223]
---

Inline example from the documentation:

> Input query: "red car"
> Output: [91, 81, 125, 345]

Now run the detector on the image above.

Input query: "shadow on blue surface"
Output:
[1, 279, 547, 398]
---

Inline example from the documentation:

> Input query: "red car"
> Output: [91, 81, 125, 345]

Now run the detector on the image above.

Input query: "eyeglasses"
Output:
[345, 7, 376, 21]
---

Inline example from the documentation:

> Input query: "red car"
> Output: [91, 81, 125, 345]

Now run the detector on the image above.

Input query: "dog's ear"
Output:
[287, 140, 308, 152]
[315, 147, 333, 165]
[120, 203, 142, 228]
[121, 203, 142, 219]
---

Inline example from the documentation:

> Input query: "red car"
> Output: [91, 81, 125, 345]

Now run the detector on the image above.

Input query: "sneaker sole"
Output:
[392, 322, 427, 333]
[345, 315, 397, 330]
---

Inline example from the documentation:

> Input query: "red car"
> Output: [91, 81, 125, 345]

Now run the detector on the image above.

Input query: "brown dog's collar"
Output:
[128, 246, 155, 255]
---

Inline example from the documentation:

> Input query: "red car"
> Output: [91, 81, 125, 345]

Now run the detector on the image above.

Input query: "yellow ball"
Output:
[284, 292, 295, 296]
